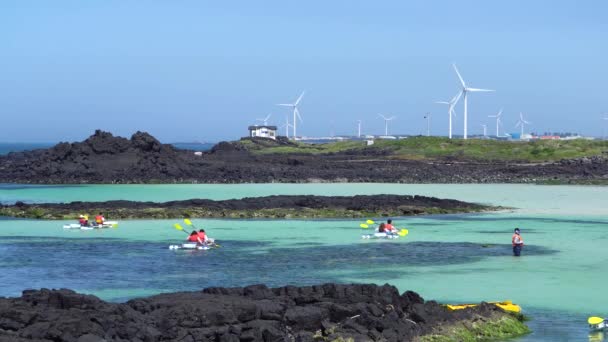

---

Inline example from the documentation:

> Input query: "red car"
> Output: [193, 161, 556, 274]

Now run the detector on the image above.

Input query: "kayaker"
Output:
[512, 228, 524, 256]
[95, 212, 105, 226]
[78, 215, 87, 227]
[187, 230, 203, 244]
[385, 219, 397, 234]
[377, 223, 386, 233]
[197, 229, 208, 243]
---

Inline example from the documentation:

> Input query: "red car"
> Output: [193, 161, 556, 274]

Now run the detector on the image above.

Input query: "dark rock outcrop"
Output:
[0, 283, 518, 342]
[1, 131, 606, 184]
[0, 194, 495, 219]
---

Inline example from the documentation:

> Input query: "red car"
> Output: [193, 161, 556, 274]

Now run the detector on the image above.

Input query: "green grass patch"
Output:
[419, 313, 530, 342]
[241, 136, 608, 162]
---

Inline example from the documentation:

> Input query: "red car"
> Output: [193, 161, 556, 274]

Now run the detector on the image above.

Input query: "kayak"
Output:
[63, 221, 118, 230]
[590, 320, 608, 332]
[362, 232, 399, 240]
[445, 300, 521, 313]
[169, 243, 213, 250]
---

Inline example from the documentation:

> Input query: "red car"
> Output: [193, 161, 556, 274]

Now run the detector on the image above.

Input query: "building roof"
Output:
[248, 125, 277, 130]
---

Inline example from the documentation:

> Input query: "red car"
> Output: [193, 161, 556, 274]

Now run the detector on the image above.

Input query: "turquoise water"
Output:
[0, 143, 54, 155]
[1, 184, 607, 340]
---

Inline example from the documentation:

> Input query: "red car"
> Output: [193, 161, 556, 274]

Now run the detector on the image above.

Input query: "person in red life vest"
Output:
[384, 219, 397, 234]
[512, 228, 524, 256]
[197, 229, 208, 243]
[94, 212, 105, 226]
[187, 230, 203, 244]
[78, 215, 87, 226]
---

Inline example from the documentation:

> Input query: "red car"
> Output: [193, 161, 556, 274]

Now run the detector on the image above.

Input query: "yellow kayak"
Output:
[445, 300, 521, 313]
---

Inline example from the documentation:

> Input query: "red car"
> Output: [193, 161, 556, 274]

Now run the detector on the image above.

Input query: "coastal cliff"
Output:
[0, 283, 528, 341]
[0, 130, 606, 184]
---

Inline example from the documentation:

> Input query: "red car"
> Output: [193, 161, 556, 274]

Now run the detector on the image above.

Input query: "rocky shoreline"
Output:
[0, 130, 607, 184]
[0, 283, 528, 342]
[0, 195, 496, 220]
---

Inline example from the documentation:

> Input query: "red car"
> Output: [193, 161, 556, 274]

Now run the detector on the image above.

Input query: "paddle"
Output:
[366, 219, 375, 225]
[173, 223, 189, 235]
[398, 228, 409, 237]
[589, 317, 605, 325]
[360, 223, 369, 229]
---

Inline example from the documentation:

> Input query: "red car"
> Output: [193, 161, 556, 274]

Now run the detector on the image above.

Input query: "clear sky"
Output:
[1, 1, 607, 142]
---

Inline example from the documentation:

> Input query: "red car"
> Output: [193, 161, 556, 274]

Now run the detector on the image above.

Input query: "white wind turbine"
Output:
[277, 91, 305, 139]
[378, 114, 396, 136]
[488, 108, 504, 137]
[256, 114, 272, 126]
[280, 115, 293, 138]
[515, 112, 531, 138]
[357, 120, 362, 138]
[481, 124, 487, 137]
[603, 114, 608, 140]
[436, 91, 462, 139]
[452, 63, 494, 140]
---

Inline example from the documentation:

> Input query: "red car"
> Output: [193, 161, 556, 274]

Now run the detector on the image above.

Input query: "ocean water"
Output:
[0, 142, 54, 155]
[0, 184, 607, 341]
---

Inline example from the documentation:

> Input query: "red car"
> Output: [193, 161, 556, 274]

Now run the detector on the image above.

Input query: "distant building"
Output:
[540, 135, 560, 140]
[248, 125, 277, 140]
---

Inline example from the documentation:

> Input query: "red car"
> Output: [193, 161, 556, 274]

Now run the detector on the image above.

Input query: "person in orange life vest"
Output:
[187, 230, 203, 244]
[197, 229, 208, 243]
[94, 212, 105, 226]
[377, 223, 386, 233]
[512, 228, 524, 256]
[384, 219, 397, 234]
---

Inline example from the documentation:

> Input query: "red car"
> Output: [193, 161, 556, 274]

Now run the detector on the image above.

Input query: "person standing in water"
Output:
[512, 228, 524, 256]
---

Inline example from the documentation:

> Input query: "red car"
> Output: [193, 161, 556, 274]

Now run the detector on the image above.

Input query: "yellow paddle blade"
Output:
[184, 219, 193, 226]
[173, 223, 184, 230]
[360, 223, 369, 229]
[589, 317, 604, 325]
[112, 224, 118, 228]
[366, 220, 375, 224]
[398, 229, 409, 236]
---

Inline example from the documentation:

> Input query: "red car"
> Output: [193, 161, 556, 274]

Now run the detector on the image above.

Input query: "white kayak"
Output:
[63, 221, 119, 230]
[362, 232, 399, 240]
[169, 243, 213, 250]
[590, 320, 608, 332]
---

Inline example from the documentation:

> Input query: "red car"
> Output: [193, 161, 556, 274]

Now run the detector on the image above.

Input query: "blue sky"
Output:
[1, 1, 607, 142]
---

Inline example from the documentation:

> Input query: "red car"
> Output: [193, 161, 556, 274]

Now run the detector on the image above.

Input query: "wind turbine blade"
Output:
[277, 104, 293, 107]
[515, 121, 522, 128]
[466, 88, 494, 92]
[452, 63, 466, 88]
[265, 114, 272, 121]
[388, 116, 396, 120]
[296, 108, 303, 123]
[451, 91, 463, 104]
[497, 108, 503, 117]
[378, 114, 387, 120]
[436, 101, 450, 104]
[294, 91, 306, 106]
[523, 120, 531, 125]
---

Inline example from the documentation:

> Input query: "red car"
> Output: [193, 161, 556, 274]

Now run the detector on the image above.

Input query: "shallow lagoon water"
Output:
[1, 184, 607, 341]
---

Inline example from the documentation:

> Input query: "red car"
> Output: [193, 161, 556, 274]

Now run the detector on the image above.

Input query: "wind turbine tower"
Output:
[277, 91, 305, 139]
[436, 92, 462, 139]
[515, 112, 532, 138]
[481, 124, 487, 138]
[424, 112, 432, 136]
[357, 120, 362, 138]
[280, 115, 293, 138]
[452, 63, 494, 140]
[488, 109, 503, 137]
[378, 114, 396, 136]
[603, 114, 608, 140]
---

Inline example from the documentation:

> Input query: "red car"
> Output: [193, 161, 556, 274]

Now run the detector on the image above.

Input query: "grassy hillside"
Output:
[239, 137, 608, 162]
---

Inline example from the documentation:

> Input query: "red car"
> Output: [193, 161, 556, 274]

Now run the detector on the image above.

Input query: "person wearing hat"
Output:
[512, 228, 524, 256]
[78, 215, 88, 227]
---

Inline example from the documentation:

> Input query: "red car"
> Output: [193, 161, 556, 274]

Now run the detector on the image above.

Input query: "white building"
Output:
[248, 125, 277, 139]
